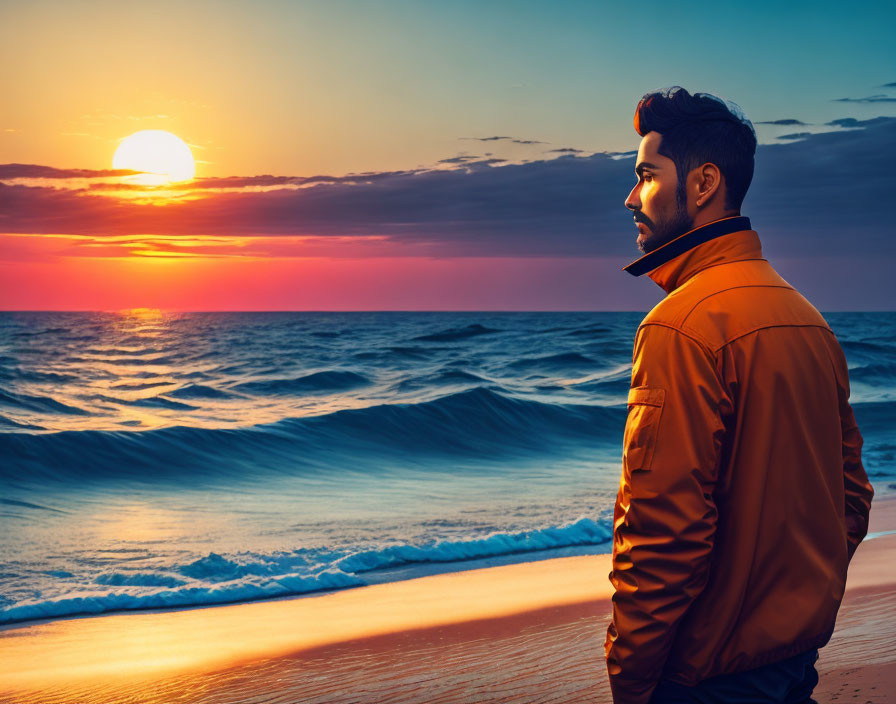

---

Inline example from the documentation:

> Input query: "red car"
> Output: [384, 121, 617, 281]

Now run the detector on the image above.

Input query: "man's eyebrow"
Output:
[635, 161, 660, 175]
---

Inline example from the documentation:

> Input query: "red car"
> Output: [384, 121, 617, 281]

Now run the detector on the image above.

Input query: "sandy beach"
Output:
[2, 493, 894, 703]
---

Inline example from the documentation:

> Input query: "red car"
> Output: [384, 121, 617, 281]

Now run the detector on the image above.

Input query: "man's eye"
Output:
[643, 174, 653, 181]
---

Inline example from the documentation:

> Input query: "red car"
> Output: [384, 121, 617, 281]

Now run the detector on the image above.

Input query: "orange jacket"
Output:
[604, 215, 875, 704]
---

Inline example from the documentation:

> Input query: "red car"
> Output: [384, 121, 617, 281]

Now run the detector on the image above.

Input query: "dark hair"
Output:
[633, 86, 757, 211]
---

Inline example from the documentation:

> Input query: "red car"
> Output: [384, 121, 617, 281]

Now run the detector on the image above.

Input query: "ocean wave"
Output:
[393, 368, 492, 392]
[129, 396, 199, 411]
[0, 568, 364, 625]
[854, 400, 896, 436]
[0, 387, 622, 484]
[0, 389, 90, 416]
[336, 516, 612, 573]
[166, 383, 237, 399]
[95, 572, 187, 588]
[848, 362, 896, 384]
[385, 345, 435, 359]
[230, 370, 372, 395]
[505, 352, 598, 373]
[841, 340, 894, 355]
[0, 368, 80, 384]
[535, 324, 613, 337]
[0, 516, 613, 626]
[10, 326, 71, 337]
[412, 323, 503, 342]
[74, 355, 183, 366]
[110, 380, 179, 391]
[0, 414, 45, 430]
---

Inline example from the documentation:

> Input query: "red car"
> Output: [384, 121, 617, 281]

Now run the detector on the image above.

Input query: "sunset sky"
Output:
[2, 0, 895, 311]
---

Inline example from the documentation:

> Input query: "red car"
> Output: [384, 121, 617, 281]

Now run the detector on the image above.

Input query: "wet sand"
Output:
[2, 494, 894, 703]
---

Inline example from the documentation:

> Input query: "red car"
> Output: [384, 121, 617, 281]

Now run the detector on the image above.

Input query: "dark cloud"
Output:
[776, 132, 813, 140]
[460, 135, 546, 145]
[824, 117, 883, 128]
[2, 117, 894, 259]
[743, 116, 895, 257]
[86, 170, 425, 191]
[832, 94, 896, 103]
[461, 135, 513, 142]
[547, 147, 585, 154]
[0, 156, 629, 256]
[458, 158, 507, 167]
[755, 119, 807, 125]
[0, 164, 139, 179]
[881, 81, 896, 88]
[437, 155, 481, 164]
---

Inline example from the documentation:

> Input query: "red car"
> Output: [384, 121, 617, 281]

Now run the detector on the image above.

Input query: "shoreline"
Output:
[2, 493, 894, 702]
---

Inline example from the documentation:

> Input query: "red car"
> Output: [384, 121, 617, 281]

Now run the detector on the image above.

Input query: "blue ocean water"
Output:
[1, 311, 894, 626]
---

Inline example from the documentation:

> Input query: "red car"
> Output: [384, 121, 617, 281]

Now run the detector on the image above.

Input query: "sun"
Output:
[113, 130, 196, 186]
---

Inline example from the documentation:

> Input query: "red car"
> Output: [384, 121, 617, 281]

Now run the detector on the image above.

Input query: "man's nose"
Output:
[625, 183, 640, 211]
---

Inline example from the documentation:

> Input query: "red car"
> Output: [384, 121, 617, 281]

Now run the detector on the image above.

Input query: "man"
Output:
[604, 86, 875, 704]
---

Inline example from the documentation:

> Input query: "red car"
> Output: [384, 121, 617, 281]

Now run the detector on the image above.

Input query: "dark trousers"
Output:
[649, 649, 820, 703]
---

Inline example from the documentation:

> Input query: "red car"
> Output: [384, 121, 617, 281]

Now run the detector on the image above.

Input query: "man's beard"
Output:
[637, 196, 694, 254]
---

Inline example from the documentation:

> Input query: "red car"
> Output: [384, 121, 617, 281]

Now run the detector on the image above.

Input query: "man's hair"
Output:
[633, 86, 757, 211]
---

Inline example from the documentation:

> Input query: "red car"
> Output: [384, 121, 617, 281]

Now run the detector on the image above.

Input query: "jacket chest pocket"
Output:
[622, 386, 665, 472]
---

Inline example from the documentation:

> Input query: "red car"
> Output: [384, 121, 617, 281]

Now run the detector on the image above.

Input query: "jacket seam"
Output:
[713, 323, 834, 354]
[680, 284, 796, 327]
[638, 321, 715, 354]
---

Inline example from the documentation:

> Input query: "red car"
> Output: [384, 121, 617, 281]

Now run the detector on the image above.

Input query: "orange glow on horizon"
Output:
[116, 307, 165, 317]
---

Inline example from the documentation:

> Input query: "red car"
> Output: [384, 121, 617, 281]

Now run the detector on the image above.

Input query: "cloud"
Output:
[824, 117, 881, 128]
[437, 155, 481, 164]
[743, 115, 895, 256]
[546, 147, 585, 154]
[776, 132, 813, 140]
[461, 135, 513, 142]
[460, 135, 546, 145]
[755, 119, 808, 125]
[832, 94, 896, 103]
[878, 82, 896, 88]
[0, 164, 139, 179]
[2, 116, 894, 260]
[0, 163, 429, 190]
[457, 158, 507, 167]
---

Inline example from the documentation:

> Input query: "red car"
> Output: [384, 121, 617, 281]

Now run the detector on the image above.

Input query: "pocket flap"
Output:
[623, 386, 665, 472]
[627, 386, 665, 408]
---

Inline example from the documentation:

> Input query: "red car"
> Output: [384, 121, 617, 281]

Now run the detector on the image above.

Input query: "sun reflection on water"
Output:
[2, 312, 378, 433]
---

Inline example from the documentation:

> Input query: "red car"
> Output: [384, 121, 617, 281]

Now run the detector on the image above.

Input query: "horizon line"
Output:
[2, 309, 894, 315]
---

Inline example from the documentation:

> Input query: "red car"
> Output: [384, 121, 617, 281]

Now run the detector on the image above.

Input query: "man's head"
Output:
[625, 86, 757, 254]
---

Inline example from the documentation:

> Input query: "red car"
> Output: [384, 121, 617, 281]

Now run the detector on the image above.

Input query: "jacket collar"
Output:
[622, 215, 762, 293]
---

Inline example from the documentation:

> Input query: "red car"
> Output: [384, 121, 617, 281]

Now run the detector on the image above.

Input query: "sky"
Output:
[1, 0, 895, 311]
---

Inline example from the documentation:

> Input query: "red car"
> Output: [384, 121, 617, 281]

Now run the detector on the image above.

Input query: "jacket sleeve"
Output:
[831, 340, 874, 564]
[605, 323, 732, 704]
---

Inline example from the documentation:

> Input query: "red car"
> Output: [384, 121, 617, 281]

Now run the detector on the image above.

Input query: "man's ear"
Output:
[695, 163, 721, 207]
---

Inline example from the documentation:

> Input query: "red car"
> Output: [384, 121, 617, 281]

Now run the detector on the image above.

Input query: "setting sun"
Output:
[113, 130, 196, 185]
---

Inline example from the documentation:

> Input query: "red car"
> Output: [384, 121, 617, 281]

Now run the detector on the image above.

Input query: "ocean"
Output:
[1, 310, 894, 626]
